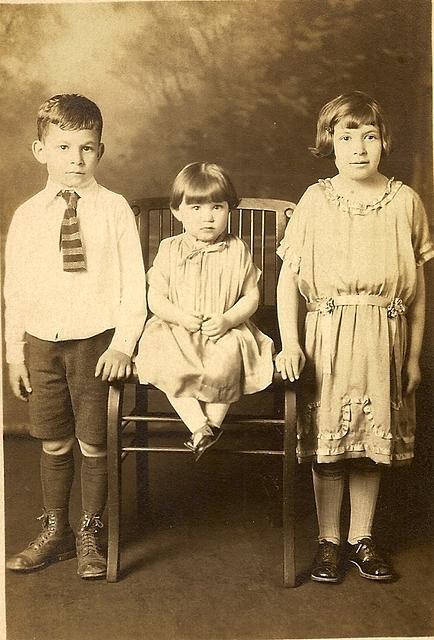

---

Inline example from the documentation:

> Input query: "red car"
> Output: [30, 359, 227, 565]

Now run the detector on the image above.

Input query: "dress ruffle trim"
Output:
[319, 177, 402, 215]
[276, 243, 301, 272]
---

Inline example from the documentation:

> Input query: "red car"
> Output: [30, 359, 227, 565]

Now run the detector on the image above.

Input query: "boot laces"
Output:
[79, 515, 103, 557]
[29, 512, 57, 550]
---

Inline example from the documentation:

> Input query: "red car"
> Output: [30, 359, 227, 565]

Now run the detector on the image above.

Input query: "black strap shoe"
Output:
[183, 435, 195, 451]
[311, 541, 340, 583]
[348, 538, 395, 581]
[194, 426, 223, 461]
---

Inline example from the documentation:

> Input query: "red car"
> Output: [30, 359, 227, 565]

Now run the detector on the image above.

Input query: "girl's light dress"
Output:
[136, 232, 274, 403]
[277, 178, 434, 465]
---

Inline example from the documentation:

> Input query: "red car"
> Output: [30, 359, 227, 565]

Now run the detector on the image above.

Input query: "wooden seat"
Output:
[106, 197, 298, 585]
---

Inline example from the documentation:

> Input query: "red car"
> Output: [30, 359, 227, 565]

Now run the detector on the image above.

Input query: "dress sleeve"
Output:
[276, 187, 311, 273]
[147, 238, 171, 296]
[411, 192, 434, 267]
[239, 239, 261, 294]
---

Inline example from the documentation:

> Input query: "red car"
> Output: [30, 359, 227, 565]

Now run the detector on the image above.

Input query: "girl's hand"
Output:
[275, 347, 306, 382]
[180, 312, 203, 333]
[404, 357, 421, 396]
[8, 363, 32, 401]
[201, 314, 231, 340]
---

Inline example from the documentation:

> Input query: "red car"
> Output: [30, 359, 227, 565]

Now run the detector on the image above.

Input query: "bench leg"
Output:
[135, 386, 149, 518]
[107, 382, 124, 582]
[283, 384, 297, 587]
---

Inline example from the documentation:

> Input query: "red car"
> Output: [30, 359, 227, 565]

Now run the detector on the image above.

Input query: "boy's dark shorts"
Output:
[26, 330, 114, 445]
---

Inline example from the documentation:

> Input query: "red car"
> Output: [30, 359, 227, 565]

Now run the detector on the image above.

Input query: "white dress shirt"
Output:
[4, 178, 146, 363]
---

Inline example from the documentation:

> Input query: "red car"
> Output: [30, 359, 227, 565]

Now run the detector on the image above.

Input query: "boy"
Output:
[4, 94, 146, 579]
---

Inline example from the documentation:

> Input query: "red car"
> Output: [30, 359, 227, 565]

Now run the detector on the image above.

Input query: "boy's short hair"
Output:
[310, 91, 392, 158]
[170, 162, 240, 210]
[37, 94, 103, 142]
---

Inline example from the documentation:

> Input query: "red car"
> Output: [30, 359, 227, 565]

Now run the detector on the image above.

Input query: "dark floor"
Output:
[3, 433, 433, 640]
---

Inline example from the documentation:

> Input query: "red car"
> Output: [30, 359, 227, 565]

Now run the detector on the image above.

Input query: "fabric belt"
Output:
[306, 294, 406, 375]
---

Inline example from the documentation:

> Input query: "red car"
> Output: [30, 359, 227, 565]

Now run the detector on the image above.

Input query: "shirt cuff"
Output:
[109, 333, 139, 358]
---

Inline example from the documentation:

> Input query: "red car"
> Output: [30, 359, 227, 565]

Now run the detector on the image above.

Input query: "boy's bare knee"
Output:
[42, 437, 75, 455]
[77, 439, 107, 457]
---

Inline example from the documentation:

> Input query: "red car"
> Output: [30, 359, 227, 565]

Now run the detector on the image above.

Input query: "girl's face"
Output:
[333, 121, 382, 183]
[172, 197, 229, 243]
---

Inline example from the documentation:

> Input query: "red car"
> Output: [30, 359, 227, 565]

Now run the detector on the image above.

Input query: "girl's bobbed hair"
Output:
[310, 91, 392, 158]
[170, 162, 239, 210]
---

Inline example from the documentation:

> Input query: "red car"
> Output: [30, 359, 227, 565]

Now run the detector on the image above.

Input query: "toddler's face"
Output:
[173, 197, 229, 243]
[32, 123, 104, 189]
[333, 121, 382, 182]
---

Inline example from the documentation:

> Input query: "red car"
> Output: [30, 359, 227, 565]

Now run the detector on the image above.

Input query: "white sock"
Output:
[166, 396, 208, 434]
[347, 466, 381, 545]
[312, 465, 345, 545]
[204, 402, 230, 428]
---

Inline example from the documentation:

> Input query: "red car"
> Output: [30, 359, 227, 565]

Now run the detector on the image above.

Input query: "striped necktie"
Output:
[59, 190, 86, 271]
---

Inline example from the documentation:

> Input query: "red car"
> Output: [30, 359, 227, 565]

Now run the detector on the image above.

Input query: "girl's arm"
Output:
[275, 261, 305, 381]
[148, 288, 203, 332]
[201, 286, 259, 340]
[405, 266, 426, 395]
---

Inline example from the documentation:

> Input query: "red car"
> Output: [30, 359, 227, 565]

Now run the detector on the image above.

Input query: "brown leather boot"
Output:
[6, 509, 76, 572]
[76, 513, 106, 579]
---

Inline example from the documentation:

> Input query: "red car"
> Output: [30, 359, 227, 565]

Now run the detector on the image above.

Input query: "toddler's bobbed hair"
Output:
[37, 94, 103, 142]
[310, 91, 392, 158]
[170, 162, 239, 210]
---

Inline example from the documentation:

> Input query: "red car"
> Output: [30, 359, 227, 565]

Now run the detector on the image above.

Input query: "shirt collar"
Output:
[44, 177, 99, 203]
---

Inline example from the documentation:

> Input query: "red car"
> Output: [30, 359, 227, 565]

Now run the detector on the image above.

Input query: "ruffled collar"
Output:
[319, 177, 402, 215]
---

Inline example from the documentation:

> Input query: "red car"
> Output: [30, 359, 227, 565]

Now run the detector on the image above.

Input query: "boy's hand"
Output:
[201, 314, 231, 341]
[275, 347, 306, 382]
[95, 348, 132, 382]
[404, 357, 421, 396]
[9, 363, 32, 401]
[179, 312, 203, 333]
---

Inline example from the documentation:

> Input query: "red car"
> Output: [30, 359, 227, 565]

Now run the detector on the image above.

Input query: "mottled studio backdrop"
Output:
[1, 0, 432, 438]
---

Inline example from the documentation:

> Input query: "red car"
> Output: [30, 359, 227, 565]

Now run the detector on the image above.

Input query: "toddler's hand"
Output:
[275, 347, 306, 382]
[404, 357, 421, 396]
[180, 312, 203, 333]
[95, 348, 132, 382]
[8, 363, 32, 401]
[201, 314, 231, 341]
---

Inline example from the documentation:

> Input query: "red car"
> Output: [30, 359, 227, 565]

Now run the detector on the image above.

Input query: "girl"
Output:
[136, 162, 274, 461]
[276, 91, 433, 583]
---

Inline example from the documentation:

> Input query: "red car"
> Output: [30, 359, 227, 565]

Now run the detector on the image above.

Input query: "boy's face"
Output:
[32, 123, 104, 189]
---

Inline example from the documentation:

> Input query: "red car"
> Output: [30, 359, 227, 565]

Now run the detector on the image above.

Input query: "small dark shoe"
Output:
[311, 541, 340, 583]
[348, 538, 394, 581]
[6, 509, 76, 572]
[183, 435, 196, 451]
[194, 426, 223, 462]
[76, 513, 106, 580]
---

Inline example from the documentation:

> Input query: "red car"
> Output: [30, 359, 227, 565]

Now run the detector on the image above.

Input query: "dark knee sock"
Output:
[40, 450, 74, 511]
[81, 455, 107, 516]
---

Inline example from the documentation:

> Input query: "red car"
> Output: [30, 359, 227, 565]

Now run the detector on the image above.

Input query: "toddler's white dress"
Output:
[136, 232, 274, 403]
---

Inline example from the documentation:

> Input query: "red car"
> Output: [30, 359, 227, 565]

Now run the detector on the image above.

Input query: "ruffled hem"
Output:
[319, 177, 402, 215]
[297, 449, 414, 466]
